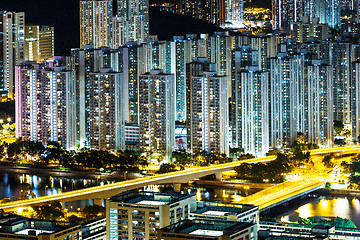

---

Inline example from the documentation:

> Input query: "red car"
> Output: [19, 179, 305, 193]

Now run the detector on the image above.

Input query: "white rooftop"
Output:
[136, 200, 166, 206]
[15, 229, 54, 236]
[189, 229, 223, 236]
[202, 210, 229, 216]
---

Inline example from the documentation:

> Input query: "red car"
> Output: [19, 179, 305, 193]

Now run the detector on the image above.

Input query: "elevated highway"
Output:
[236, 180, 325, 211]
[1, 146, 360, 211]
[0, 156, 275, 210]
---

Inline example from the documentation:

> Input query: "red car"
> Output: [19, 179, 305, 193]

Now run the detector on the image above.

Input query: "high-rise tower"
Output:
[117, 0, 149, 44]
[0, 11, 25, 100]
[225, 0, 244, 27]
[25, 25, 55, 63]
[80, 0, 113, 48]
[272, 0, 302, 29]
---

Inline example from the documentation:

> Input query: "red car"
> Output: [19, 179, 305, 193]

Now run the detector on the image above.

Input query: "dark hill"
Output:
[149, 7, 224, 40]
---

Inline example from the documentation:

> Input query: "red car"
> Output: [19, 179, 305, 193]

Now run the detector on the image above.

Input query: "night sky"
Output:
[0, 0, 270, 56]
[1, 0, 84, 56]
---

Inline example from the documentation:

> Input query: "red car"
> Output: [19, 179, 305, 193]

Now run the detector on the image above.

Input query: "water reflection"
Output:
[278, 196, 360, 227]
[0, 171, 115, 210]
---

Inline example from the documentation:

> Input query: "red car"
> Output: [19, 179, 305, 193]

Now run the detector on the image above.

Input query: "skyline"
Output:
[1, 0, 360, 239]
[0, 0, 271, 55]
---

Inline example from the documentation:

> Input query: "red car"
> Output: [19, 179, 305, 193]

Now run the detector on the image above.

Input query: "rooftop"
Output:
[0, 212, 79, 237]
[160, 219, 254, 237]
[109, 190, 196, 206]
[194, 202, 258, 215]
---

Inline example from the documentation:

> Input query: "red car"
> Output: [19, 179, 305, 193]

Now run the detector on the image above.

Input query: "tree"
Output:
[322, 154, 334, 169]
[32, 201, 64, 220]
[234, 152, 291, 183]
[68, 215, 84, 223]
[341, 155, 360, 189]
[266, 149, 280, 156]
[81, 204, 105, 218]
[157, 163, 177, 173]
[334, 120, 344, 135]
[19, 183, 36, 200]
[172, 151, 191, 165]
[334, 217, 357, 228]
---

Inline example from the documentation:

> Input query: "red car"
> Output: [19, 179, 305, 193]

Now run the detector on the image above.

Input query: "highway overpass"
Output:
[1, 146, 360, 211]
[236, 180, 325, 211]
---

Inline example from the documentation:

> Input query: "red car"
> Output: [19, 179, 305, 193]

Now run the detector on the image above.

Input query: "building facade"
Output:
[80, 0, 113, 48]
[25, 25, 54, 63]
[106, 191, 196, 240]
[0, 11, 25, 100]
[15, 63, 76, 149]
[138, 70, 176, 160]
[117, 0, 149, 44]
[88, 68, 126, 151]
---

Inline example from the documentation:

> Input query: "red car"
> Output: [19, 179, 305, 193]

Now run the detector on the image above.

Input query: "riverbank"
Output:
[329, 188, 360, 197]
[0, 165, 141, 181]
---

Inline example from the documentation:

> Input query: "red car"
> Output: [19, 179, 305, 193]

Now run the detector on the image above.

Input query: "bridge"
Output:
[0, 146, 360, 211]
[235, 180, 325, 211]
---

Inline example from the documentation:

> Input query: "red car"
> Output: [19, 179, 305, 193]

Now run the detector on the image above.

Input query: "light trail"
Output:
[0, 146, 359, 210]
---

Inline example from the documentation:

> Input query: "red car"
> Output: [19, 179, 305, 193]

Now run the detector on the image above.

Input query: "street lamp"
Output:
[6, 117, 11, 130]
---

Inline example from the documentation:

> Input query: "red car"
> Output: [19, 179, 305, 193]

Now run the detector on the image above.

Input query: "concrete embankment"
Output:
[329, 188, 360, 197]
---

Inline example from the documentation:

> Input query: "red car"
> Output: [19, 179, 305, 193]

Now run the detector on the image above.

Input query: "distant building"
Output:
[175, 121, 186, 151]
[106, 190, 196, 240]
[303, 0, 340, 28]
[272, 0, 302, 29]
[306, 60, 333, 147]
[138, 70, 176, 159]
[88, 68, 126, 151]
[351, 61, 360, 142]
[0, 212, 81, 240]
[117, 0, 149, 44]
[230, 46, 260, 150]
[186, 58, 229, 156]
[25, 25, 54, 63]
[0, 11, 25, 100]
[224, 0, 244, 28]
[329, 41, 351, 124]
[80, 0, 113, 48]
[125, 123, 140, 151]
[158, 219, 257, 240]
[174, 0, 226, 27]
[240, 66, 269, 157]
[15, 62, 76, 149]
[292, 17, 329, 43]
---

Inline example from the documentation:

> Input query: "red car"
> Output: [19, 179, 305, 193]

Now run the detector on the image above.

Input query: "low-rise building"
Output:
[81, 217, 106, 240]
[0, 212, 81, 240]
[157, 219, 257, 240]
[106, 190, 197, 240]
[190, 202, 259, 224]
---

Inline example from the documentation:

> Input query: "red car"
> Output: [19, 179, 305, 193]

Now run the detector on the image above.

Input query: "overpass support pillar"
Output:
[215, 172, 222, 181]
[173, 183, 182, 192]
[94, 198, 103, 206]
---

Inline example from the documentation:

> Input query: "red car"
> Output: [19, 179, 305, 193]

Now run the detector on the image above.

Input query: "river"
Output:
[1, 170, 360, 227]
[276, 195, 360, 227]
[0, 170, 116, 210]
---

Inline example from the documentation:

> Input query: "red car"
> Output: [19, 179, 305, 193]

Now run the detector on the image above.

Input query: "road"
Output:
[0, 146, 360, 211]
[0, 156, 275, 210]
[235, 180, 325, 210]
